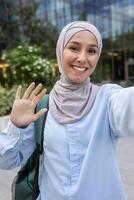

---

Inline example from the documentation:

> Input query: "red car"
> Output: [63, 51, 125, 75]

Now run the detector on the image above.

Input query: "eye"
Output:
[88, 48, 97, 54]
[68, 45, 79, 52]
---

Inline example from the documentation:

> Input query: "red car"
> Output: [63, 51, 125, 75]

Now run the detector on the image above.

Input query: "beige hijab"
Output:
[49, 21, 102, 124]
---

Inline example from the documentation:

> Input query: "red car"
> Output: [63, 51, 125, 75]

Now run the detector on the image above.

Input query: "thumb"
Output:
[32, 108, 48, 121]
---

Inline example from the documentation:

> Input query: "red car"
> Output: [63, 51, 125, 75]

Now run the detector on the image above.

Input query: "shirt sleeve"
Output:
[108, 86, 134, 137]
[0, 119, 36, 169]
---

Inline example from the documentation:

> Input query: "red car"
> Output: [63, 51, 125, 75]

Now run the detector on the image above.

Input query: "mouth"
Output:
[72, 65, 88, 72]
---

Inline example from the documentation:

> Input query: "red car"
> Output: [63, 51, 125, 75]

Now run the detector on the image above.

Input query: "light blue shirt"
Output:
[0, 84, 134, 200]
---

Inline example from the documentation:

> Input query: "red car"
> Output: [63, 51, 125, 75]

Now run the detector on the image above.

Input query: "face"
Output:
[62, 31, 99, 84]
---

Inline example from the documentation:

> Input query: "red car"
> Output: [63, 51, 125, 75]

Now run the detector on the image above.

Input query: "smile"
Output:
[72, 65, 87, 72]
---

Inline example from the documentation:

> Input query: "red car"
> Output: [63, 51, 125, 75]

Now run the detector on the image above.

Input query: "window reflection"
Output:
[0, 0, 134, 84]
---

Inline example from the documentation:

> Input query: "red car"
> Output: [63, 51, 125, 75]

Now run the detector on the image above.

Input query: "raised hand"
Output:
[10, 82, 47, 128]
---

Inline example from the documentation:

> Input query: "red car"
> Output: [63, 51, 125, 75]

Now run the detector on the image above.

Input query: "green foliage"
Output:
[0, 2, 22, 49]
[0, 85, 16, 116]
[0, 3, 60, 117]
[18, 3, 58, 59]
[1, 44, 59, 90]
[0, 3, 58, 59]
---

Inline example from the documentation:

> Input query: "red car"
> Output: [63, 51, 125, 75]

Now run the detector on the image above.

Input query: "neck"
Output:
[60, 75, 91, 87]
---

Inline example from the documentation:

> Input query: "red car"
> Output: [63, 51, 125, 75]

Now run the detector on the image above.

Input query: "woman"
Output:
[0, 21, 133, 200]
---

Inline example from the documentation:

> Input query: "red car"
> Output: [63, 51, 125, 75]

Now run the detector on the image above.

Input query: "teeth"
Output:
[73, 66, 86, 72]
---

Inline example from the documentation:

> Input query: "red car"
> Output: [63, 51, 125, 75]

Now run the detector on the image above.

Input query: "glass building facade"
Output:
[0, 0, 134, 84]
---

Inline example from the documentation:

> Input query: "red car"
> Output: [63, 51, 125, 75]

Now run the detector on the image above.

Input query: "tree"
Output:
[18, 3, 58, 59]
[0, 2, 58, 59]
[0, 2, 21, 49]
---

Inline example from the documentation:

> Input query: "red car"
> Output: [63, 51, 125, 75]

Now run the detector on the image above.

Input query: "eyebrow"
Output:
[68, 41, 98, 48]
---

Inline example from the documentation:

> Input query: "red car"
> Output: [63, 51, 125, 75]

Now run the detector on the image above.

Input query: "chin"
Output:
[69, 77, 87, 84]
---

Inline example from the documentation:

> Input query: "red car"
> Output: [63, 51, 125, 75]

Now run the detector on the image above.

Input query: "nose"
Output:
[77, 51, 87, 64]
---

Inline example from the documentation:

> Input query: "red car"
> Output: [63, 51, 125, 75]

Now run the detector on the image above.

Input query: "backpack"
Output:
[12, 94, 49, 200]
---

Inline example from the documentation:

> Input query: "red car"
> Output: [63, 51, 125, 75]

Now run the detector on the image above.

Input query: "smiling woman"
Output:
[63, 31, 99, 83]
[0, 21, 134, 200]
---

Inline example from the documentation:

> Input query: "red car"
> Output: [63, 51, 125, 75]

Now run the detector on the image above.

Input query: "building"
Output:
[0, 0, 134, 84]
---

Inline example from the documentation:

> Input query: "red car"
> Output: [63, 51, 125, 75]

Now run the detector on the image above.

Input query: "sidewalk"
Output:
[0, 138, 134, 200]
[0, 168, 18, 200]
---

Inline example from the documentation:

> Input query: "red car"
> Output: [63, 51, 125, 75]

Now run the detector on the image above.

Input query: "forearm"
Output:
[0, 120, 35, 169]
[108, 86, 134, 137]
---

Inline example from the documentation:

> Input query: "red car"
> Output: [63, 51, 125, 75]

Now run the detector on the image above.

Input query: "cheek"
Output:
[63, 51, 76, 64]
[63, 53, 68, 66]
[91, 55, 99, 65]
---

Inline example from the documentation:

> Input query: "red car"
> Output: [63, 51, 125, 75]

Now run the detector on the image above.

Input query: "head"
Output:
[56, 21, 102, 84]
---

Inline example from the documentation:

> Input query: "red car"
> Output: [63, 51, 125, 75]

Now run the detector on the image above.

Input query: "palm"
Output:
[12, 99, 35, 125]
[10, 83, 47, 127]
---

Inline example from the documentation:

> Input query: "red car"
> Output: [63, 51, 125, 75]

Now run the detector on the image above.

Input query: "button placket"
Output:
[67, 125, 80, 185]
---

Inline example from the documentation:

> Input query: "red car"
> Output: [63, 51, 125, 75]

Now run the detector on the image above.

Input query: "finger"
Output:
[33, 89, 47, 105]
[29, 83, 43, 100]
[32, 108, 48, 122]
[22, 82, 35, 99]
[15, 85, 22, 100]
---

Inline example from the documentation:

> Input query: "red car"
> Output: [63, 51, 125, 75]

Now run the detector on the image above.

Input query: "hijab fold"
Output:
[49, 21, 102, 124]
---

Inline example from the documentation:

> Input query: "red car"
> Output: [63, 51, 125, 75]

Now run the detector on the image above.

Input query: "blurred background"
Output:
[0, 0, 134, 117]
[0, 1, 134, 199]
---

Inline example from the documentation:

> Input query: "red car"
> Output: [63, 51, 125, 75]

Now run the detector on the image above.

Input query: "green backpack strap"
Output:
[34, 94, 49, 154]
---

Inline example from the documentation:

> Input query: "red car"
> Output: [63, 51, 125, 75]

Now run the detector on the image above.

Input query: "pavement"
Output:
[0, 138, 134, 200]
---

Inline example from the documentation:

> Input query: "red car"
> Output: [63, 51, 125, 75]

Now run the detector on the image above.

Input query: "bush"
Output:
[0, 44, 59, 90]
[0, 85, 16, 116]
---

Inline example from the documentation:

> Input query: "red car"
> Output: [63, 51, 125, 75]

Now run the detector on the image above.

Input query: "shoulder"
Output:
[97, 83, 123, 97]
[93, 83, 123, 107]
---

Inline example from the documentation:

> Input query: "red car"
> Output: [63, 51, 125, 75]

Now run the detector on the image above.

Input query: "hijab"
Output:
[49, 21, 103, 124]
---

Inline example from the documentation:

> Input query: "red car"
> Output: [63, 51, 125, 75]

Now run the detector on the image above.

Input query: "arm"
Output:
[108, 86, 134, 137]
[0, 83, 47, 169]
[0, 120, 35, 169]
